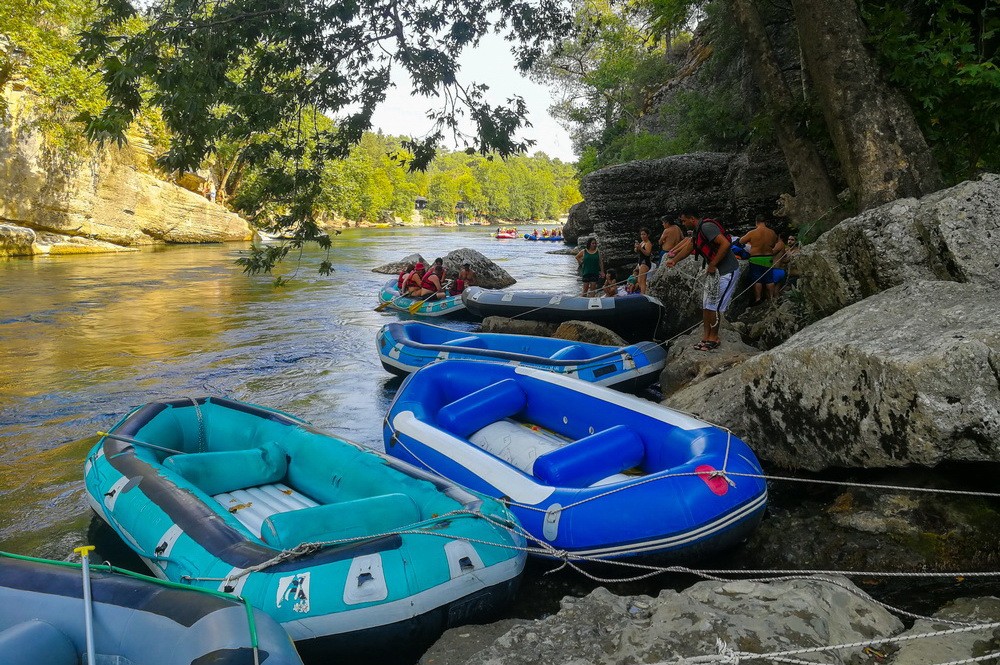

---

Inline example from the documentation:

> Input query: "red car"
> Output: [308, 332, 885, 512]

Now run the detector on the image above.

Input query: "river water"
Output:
[0, 225, 583, 559]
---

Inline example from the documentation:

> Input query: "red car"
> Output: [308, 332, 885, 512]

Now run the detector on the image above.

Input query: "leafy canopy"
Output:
[76, 0, 571, 273]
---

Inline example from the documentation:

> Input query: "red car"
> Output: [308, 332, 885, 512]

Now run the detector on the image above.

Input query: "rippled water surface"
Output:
[0, 226, 578, 557]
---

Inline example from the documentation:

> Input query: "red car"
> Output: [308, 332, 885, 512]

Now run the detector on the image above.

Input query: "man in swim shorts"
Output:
[739, 215, 780, 304]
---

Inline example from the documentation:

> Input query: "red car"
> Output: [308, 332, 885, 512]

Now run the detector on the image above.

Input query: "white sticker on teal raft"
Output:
[277, 572, 311, 614]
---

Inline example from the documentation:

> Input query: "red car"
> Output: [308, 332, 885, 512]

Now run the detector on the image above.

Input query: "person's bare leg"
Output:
[638, 266, 649, 294]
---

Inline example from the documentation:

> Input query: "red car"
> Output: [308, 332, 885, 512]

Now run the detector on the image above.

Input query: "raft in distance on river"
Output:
[461, 286, 665, 342]
[384, 361, 768, 560]
[84, 397, 525, 655]
[376, 320, 666, 392]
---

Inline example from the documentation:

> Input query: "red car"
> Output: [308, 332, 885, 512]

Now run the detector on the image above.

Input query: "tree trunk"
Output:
[729, 0, 842, 228]
[791, 0, 943, 210]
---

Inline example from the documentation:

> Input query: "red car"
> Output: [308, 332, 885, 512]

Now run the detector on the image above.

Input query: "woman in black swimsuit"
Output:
[634, 227, 653, 294]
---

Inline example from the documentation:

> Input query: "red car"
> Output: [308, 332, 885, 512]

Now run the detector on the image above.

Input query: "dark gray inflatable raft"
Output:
[0, 552, 303, 665]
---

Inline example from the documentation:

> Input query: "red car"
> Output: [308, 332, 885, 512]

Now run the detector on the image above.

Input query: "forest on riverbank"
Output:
[0, 0, 581, 231]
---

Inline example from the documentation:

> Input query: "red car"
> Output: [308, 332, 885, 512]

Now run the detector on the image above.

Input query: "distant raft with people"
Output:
[84, 397, 526, 654]
[460, 286, 665, 342]
[523, 233, 564, 242]
[383, 361, 769, 560]
[0, 551, 304, 665]
[378, 279, 468, 317]
[376, 321, 667, 392]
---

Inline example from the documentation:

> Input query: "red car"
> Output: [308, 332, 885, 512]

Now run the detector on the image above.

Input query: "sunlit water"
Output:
[0, 225, 579, 557]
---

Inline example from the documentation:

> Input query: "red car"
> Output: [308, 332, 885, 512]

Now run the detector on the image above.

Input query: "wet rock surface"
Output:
[552, 321, 627, 347]
[478, 317, 559, 337]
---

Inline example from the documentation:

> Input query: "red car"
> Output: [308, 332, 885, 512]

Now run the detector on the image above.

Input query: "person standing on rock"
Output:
[665, 210, 739, 351]
[634, 228, 654, 294]
[576, 237, 604, 296]
[658, 216, 685, 262]
[739, 214, 780, 305]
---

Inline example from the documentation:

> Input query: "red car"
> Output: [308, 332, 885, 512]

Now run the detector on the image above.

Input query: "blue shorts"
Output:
[747, 262, 775, 285]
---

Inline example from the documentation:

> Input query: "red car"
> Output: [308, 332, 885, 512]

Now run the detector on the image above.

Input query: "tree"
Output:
[790, 0, 944, 209]
[728, 0, 841, 227]
[76, 0, 571, 273]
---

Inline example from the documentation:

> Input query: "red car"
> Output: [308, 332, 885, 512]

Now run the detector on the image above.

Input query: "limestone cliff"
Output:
[0, 88, 251, 257]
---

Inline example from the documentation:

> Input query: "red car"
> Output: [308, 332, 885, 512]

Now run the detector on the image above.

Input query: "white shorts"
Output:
[703, 270, 737, 312]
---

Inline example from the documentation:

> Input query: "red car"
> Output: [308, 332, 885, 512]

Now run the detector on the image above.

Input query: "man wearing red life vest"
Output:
[664, 209, 740, 351]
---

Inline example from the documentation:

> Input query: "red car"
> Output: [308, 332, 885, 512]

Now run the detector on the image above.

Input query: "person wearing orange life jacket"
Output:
[417, 258, 447, 300]
[404, 262, 426, 296]
[397, 263, 415, 291]
[665, 209, 739, 352]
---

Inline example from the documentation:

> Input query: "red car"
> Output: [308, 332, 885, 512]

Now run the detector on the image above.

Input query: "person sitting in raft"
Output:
[417, 259, 447, 300]
[405, 262, 426, 296]
[625, 267, 640, 294]
[451, 263, 475, 295]
[602, 269, 619, 297]
[397, 263, 415, 292]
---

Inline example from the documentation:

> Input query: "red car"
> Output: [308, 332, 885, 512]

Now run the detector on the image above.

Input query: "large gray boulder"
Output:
[443, 248, 516, 289]
[646, 258, 704, 338]
[421, 578, 903, 665]
[553, 321, 627, 347]
[666, 280, 1000, 471]
[479, 317, 558, 337]
[798, 174, 1000, 318]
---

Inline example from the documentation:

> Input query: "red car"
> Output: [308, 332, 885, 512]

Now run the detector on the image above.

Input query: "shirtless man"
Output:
[658, 216, 686, 261]
[739, 215, 780, 304]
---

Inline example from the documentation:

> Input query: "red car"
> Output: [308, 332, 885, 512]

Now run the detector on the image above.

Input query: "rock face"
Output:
[797, 174, 1000, 318]
[0, 222, 35, 257]
[421, 578, 903, 665]
[0, 90, 251, 254]
[666, 280, 1000, 471]
[646, 258, 705, 337]
[580, 152, 791, 268]
[562, 200, 592, 246]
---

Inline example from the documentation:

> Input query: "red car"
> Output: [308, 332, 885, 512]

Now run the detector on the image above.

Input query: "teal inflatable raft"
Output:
[84, 397, 525, 654]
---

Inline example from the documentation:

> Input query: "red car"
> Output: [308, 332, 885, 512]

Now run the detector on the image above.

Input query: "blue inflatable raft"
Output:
[384, 361, 768, 560]
[0, 551, 303, 665]
[376, 321, 666, 392]
[84, 397, 525, 653]
[378, 279, 467, 317]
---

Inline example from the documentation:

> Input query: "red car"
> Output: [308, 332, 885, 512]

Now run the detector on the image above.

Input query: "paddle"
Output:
[375, 292, 408, 312]
[407, 293, 438, 314]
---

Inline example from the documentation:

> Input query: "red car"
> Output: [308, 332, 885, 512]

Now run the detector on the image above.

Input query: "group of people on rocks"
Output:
[397, 259, 477, 300]
[577, 210, 800, 352]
